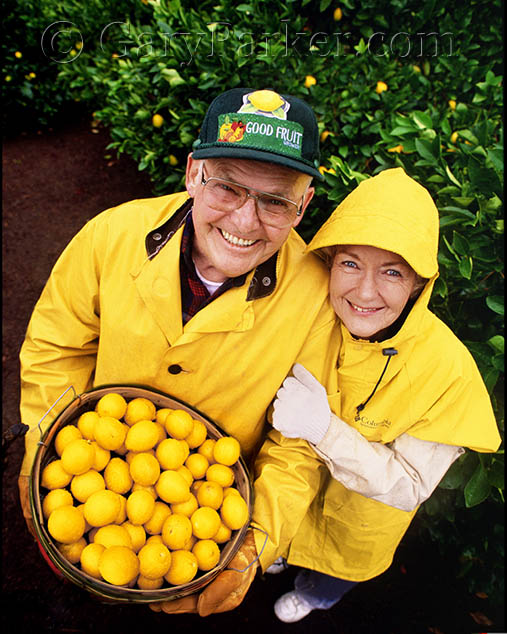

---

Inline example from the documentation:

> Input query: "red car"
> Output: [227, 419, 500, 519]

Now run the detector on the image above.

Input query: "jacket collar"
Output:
[145, 198, 278, 301]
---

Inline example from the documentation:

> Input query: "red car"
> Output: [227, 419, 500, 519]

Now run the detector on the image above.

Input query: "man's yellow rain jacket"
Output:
[253, 168, 501, 580]
[19, 192, 336, 495]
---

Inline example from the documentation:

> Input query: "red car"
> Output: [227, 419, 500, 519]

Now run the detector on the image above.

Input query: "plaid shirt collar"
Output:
[145, 197, 279, 302]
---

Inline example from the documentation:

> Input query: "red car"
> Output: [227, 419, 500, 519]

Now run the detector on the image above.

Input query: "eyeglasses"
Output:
[199, 163, 305, 229]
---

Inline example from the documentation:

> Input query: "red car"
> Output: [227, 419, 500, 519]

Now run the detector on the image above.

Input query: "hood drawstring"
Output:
[355, 348, 398, 421]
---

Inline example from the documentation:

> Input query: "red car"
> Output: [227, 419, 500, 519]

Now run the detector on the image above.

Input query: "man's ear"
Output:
[292, 186, 314, 228]
[185, 153, 200, 198]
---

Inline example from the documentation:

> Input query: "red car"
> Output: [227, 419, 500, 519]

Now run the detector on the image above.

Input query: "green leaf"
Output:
[464, 463, 491, 507]
[452, 231, 470, 255]
[319, 0, 333, 11]
[486, 296, 504, 315]
[458, 256, 473, 279]
[487, 335, 504, 353]
[445, 164, 461, 187]
[415, 138, 437, 164]
[412, 110, 433, 129]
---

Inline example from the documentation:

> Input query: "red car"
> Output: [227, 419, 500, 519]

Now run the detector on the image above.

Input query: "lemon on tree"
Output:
[70, 469, 105, 503]
[42, 488, 73, 519]
[161, 513, 192, 550]
[48, 505, 85, 544]
[138, 542, 172, 579]
[99, 545, 139, 586]
[95, 392, 127, 419]
[165, 550, 198, 585]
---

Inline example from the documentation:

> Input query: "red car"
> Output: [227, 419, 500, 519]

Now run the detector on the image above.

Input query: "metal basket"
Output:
[30, 384, 253, 604]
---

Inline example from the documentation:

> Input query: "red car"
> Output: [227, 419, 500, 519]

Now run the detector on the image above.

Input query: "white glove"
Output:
[272, 363, 331, 445]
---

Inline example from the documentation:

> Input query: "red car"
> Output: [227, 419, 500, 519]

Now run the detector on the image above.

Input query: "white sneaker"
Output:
[265, 556, 289, 575]
[274, 591, 314, 623]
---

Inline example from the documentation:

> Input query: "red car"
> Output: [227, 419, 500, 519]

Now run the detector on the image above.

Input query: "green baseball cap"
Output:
[192, 87, 323, 180]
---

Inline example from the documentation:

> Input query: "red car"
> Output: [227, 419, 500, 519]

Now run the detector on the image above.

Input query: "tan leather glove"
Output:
[149, 529, 258, 616]
[18, 474, 37, 538]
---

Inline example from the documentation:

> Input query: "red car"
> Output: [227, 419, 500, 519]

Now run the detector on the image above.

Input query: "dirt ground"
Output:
[2, 116, 504, 634]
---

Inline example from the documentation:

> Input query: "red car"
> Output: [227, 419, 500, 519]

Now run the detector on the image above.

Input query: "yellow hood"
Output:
[308, 168, 439, 279]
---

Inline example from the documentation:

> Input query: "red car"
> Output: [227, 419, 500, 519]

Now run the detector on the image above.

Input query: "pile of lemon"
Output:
[40, 393, 249, 590]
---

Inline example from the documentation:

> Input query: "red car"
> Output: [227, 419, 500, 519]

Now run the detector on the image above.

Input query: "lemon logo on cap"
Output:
[238, 90, 289, 120]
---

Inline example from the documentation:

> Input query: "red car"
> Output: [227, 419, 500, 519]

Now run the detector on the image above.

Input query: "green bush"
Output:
[8, 0, 504, 605]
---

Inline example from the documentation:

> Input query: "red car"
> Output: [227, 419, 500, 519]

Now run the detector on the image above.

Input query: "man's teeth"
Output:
[221, 229, 256, 247]
[351, 303, 379, 313]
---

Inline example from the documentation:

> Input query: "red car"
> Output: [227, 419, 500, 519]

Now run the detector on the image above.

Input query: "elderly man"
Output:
[18, 87, 335, 615]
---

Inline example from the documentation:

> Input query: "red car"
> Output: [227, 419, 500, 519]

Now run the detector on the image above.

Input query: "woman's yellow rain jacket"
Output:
[253, 168, 501, 580]
[19, 192, 336, 487]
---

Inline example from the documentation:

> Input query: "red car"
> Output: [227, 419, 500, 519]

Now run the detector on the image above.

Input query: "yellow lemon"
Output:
[191, 479, 204, 495]
[156, 438, 187, 470]
[181, 533, 197, 551]
[77, 411, 99, 440]
[304, 75, 317, 88]
[191, 507, 221, 540]
[206, 463, 234, 488]
[156, 408, 173, 424]
[94, 524, 133, 549]
[375, 81, 388, 94]
[320, 130, 331, 143]
[55, 425, 82, 456]
[333, 7, 343, 20]
[122, 521, 147, 553]
[41, 460, 72, 489]
[138, 542, 172, 579]
[99, 545, 139, 586]
[154, 422, 167, 445]
[58, 537, 87, 564]
[42, 488, 73, 519]
[213, 521, 232, 544]
[185, 453, 209, 480]
[164, 550, 198, 585]
[448, 99, 456, 110]
[94, 416, 127, 451]
[165, 410, 193, 440]
[95, 393, 127, 419]
[130, 452, 160, 486]
[146, 534, 164, 546]
[185, 420, 208, 449]
[220, 494, 249, 530]
[171, 493, 199, 518]
[213, 436, 241, 466]
[144, 500, 172, 535]
[223, 486, 241, 498]
[156, 470, 191, 504]
[137, 575, 164, 590]
[248, 89, 284, 112]
[152, 114, 164, 128]
[192, 539, 220, 571]
[132, 482, 157, 498]
[90, 442, 110, 471]
[114, 494, 128, 524]
[125, 449, 155, 465]
[125, 420, 160, 452]
[161, 513, 192, 550]
[196, 480, 223, 510]
[76, 503, 92, 532]
[104, 457, 133, 494]
[61, 439, 95, 475]
[70, 469, 105, 503]
[124, 398, 156, 425]
[198, 439, 216, 464]
[168, 154, 178, 166]
[451, 131, 458, 143]
[48, 506, 85, 544]
[80, 542, 105, 578]
[84, 489, 121, 527]
[126, 489, 156, 525]
[176, 465, 194, 487]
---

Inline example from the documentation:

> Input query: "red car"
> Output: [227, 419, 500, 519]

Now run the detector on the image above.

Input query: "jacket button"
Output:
[168, 364, 182, 375]
[152, 232, 163, 241]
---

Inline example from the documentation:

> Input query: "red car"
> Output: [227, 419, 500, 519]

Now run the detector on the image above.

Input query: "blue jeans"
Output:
[294, 568, 358, 610]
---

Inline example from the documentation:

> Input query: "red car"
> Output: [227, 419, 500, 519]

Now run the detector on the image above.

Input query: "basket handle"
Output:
[227, 526, 269, 573]
[37, 386, 78, 445]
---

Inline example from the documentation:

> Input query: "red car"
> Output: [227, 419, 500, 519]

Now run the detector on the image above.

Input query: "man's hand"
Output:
[18, 474, 37, 538]
[149, 529, 258, 616]
[272, 363, 331, 445]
